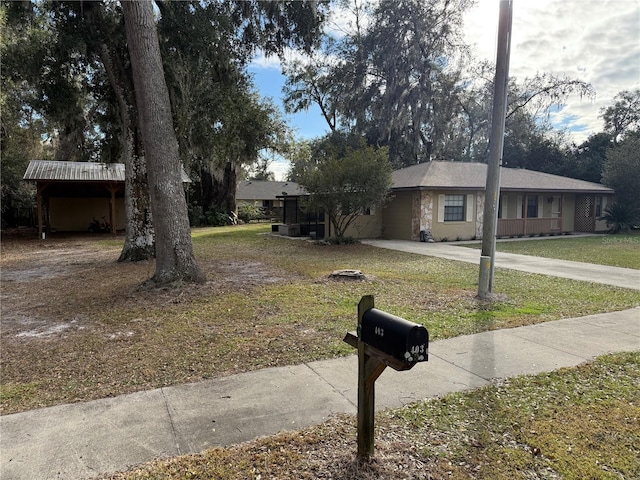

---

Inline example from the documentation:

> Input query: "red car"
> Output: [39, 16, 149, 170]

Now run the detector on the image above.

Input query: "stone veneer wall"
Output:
[411, 190, 434, 241]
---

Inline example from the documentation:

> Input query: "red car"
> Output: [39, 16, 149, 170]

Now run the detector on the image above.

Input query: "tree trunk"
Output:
[210, 161, 237, 214]
[97, 42, 155, 262]
[122, 0, 203, 284]
[81, 1, 155, 262]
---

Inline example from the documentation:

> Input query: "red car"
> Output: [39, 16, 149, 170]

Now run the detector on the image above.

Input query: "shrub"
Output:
[600, 202, 640, 233]
[319, 236, 359, 245]
[237, 204, 263, 223]
[202, 208, 236, 227]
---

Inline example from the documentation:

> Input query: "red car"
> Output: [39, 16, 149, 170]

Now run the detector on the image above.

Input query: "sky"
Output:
[248, 0, 640, 180]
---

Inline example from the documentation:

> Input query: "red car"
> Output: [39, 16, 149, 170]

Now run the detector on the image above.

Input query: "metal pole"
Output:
[478, 0, 513, 298]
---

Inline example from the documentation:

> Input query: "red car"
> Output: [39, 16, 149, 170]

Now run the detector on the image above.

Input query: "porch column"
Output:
[523, 194, 528, 235]
[36, 186, 43, 240]
[36, 183, 48, 240]
[108, 185, 117, 235]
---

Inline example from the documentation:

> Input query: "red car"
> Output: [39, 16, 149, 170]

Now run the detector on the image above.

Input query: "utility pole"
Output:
[478, 0, 513, 299]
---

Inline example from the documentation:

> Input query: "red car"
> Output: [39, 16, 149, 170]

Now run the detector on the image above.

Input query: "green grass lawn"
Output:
[463, 234, 640, 269]
[100, 351, 640, 480]
[1, 225, 639, 415]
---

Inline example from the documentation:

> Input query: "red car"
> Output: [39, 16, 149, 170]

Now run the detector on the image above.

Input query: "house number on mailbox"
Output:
[374, 326, 384, 336]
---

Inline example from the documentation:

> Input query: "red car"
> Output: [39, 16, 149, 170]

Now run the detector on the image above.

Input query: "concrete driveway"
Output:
[362, 239, 640, 291]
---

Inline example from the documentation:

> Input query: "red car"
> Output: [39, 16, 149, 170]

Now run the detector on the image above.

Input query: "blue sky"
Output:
[247, 65, 330, 141]
[248, 1, 640, 179]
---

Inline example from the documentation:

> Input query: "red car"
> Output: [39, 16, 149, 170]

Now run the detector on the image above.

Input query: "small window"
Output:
[444, 194, 465, 222]
[526, 196, 538, 218]
[595, 196, 603, 217]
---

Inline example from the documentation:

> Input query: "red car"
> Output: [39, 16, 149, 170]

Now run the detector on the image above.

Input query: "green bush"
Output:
[201, 208, 236, 227]
[600, 202, 640, 233]
[317, 236, 359, 245]
[237, 204, 264, 223]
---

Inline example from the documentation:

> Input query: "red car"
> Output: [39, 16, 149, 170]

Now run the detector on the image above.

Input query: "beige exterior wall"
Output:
[431, 190, 478, 241]
[351, 189, 614, 241]
[343, 208, 383, 238]
[381, 191, 414, 240]
[50, 197, 125, 232]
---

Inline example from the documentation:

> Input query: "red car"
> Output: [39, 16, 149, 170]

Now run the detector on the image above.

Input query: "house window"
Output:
[526, 196, 538, 218]
[444, 194, 465, 221]
[595, 196, 603, 217]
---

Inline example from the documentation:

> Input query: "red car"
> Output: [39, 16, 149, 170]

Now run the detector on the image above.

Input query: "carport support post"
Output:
[357, 295, 386, 460]
[36, 184, 47, 240]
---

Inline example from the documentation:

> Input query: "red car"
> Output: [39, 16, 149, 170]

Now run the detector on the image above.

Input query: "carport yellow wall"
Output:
[50, 197, 125, 232]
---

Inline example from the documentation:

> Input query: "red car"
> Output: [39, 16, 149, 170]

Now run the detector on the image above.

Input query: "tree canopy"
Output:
[283, 0, 593, 168]
[296, 134, 392, 240]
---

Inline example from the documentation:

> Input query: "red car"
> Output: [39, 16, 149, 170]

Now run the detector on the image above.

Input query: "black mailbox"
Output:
[360, 308, 428, 364]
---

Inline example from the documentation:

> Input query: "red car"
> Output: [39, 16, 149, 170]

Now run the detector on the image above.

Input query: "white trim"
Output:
[437, 194, 445, 222]
[466, 194, 474, 222]
[537, 195, 543, 218]
[500, 194, 507, 219]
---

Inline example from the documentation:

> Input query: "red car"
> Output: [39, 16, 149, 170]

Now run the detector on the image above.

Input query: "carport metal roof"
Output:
[23, 160, 190, 237]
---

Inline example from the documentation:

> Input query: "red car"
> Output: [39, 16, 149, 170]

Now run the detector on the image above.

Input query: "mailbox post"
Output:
[343, 295, 429, 460]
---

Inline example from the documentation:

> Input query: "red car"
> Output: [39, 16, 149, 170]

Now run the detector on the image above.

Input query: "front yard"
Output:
[1, 224, 638, 415]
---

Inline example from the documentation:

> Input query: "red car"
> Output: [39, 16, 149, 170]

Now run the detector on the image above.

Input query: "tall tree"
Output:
[298, 135, 392, 240]
[284, 2, 593, 168]
[122, 0, 203, 284]
[157, 0, 324, 219]
[79, 1, 155, 261]
[2, 1, 155, 260]
[601, 88, 640, 145]
[602, 133, 640, 211]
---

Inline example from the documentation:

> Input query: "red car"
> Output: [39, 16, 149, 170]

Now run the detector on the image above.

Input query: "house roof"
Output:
[392, 161, 614, 194]
[236, 180, 306, 201]
[23, 160, 191, 183]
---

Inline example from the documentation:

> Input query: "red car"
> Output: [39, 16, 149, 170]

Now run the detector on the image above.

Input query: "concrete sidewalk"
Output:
[362, 239, 640, 290]
[1, 308, 638, 480]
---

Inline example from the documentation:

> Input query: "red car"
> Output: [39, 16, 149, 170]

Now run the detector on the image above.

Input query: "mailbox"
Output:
[360, 308, 428, 364]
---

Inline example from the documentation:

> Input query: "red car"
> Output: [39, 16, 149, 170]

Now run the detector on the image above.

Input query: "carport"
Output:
[23, 160, 125, 238]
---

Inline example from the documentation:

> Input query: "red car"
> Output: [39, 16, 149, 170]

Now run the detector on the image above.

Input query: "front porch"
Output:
[497, 217, 564, 237]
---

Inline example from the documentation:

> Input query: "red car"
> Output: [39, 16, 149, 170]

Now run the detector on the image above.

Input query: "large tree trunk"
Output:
[118, 121, 155, 262]
[82, 1, 155, 262]
[122, 0, 203, 284]
[97, 42, 155, 262]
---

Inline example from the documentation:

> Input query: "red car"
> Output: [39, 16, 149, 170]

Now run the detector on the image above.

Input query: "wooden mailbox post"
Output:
[343, 295, 429, 459]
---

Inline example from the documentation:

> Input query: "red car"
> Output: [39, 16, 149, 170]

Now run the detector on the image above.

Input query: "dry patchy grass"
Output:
[1, 226, 639, 415]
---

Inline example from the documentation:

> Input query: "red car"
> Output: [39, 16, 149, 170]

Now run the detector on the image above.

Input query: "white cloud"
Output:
[250, 51, 282, 71]
[466, 0, 640, 144]
[270, 158, 291, 181]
